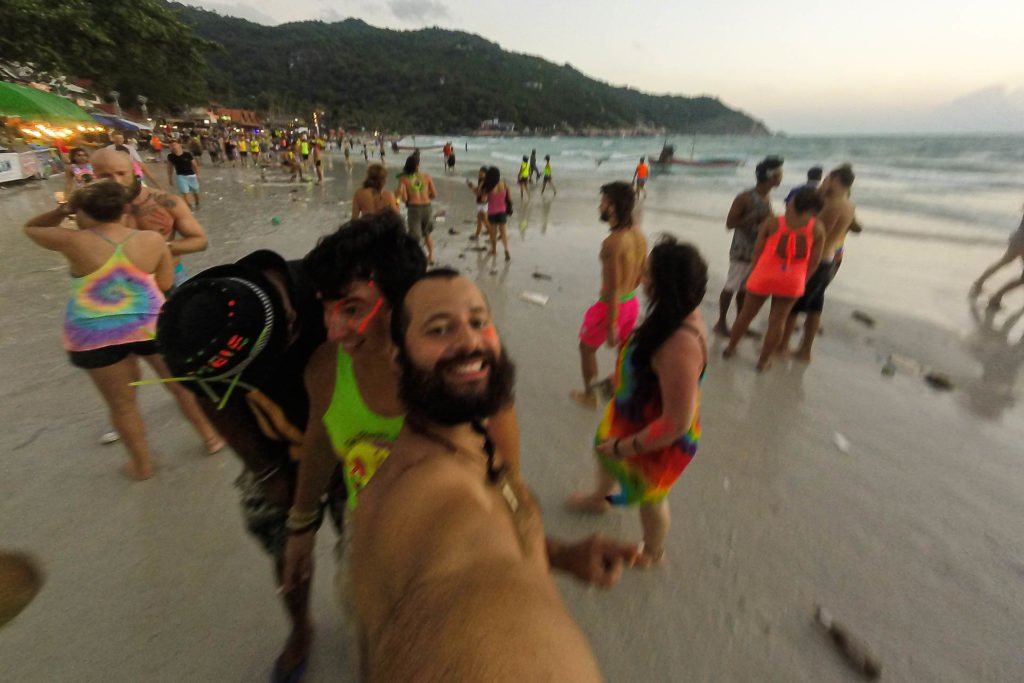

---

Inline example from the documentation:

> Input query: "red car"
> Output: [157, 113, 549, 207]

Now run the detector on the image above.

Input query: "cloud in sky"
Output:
[387, 0, 450, 23]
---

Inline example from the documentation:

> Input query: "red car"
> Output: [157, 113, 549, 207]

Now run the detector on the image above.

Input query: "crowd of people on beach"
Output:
[27, 128, 987, 679]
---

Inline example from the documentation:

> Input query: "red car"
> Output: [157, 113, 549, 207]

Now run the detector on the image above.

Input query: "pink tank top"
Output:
[487, 183, 506, 214]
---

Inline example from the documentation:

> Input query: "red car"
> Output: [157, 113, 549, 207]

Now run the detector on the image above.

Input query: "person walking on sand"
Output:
[312, 142, 324, 185]
[970, 204, 1024, 308]
[23, 180, 223, 480]
[713, 156, 783, 337]
[541, 155, 557, 196]
[518, 156, 531, 199]
[723, 187, 825, 370]
[64, 147, 94, 197]
[632, 157, 649, 199]
[165, 140, 201, 212]
[481, 166, 513, 261]
[571, 181, 647, 409]
[529, 148, 540, 183]
[105, 130, 163, 190]
[352, 163, 398, 219]
[567, 237, 708, 568]
[397, 154, 438, 265]
[781, 164, 856, 362]
[468, 166, 490, 241]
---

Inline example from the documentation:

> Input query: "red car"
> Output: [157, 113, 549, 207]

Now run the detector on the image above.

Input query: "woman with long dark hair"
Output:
[568, 236, 708, 566]
[482, 166, 512, 261]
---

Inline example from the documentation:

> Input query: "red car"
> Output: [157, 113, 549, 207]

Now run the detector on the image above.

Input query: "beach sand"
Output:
[1, 152, 1022, 681]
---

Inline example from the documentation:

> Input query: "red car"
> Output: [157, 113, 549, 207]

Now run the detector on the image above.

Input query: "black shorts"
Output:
[518, 178, 528, 185]
[792, 261, 837, 315]
[488, 212, 507, 225]
[68, 340, 159, 369]
[447, 155, 456, 168]
[315, 159, 322, 167]
[239, 151, 248, 157]
[302, 154, 310, 160]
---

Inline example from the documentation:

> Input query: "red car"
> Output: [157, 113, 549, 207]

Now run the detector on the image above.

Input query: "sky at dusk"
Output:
[183, 0, 1024, 134]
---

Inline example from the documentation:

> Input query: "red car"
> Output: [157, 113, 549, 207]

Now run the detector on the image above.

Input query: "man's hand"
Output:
[549, 534, 641, 588]
[281, 528, 315, 593]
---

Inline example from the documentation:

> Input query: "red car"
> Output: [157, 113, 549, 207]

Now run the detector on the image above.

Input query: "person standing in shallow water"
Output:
[571, 181, 646, 409]
[713, 156, 784, 337]
[23, 180, 222, 480]
[568, 237, 709, 568]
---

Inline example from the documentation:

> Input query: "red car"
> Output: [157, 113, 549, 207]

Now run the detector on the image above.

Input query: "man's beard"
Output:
[125, 176, 143, 200]
[398, 348, 516, 426]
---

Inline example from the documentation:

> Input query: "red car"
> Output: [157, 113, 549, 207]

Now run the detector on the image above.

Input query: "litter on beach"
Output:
[924, 372, 954, 391]
[813, 605, 882, 679]
[520, 291, 549, 306]
[852, 311, 876, 327]
[532, 271, 553, 280]
[832, 432, 851, 454]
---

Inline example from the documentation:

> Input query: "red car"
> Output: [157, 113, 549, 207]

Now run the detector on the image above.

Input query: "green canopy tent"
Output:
[0, 81, 94, 125]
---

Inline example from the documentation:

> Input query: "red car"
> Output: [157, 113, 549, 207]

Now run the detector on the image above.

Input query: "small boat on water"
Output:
[650, 143, 743, 171]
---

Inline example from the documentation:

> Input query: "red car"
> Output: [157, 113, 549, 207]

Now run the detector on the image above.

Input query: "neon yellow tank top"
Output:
[322, 347, 404, 508]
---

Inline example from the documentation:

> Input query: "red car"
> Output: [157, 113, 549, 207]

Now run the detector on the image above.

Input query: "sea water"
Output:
[403, 134, 1024, 242]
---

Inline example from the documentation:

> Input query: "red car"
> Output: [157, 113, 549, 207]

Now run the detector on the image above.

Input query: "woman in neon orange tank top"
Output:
[723, 187, 825, 370]
[24, 180, 222, 480]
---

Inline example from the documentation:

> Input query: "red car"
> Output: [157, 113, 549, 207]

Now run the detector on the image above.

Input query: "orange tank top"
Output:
[637, 163, 648, 179]
[745, 216, 815, 298]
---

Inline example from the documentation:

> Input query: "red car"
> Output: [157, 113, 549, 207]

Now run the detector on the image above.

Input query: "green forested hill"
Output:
[166, 2, 768, 134]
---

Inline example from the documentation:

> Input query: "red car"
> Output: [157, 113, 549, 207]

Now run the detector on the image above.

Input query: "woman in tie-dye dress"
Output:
[24, 180, 222, 480]
[568, 236, 709, 567]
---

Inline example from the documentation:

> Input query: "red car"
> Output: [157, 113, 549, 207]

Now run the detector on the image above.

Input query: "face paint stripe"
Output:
[356, 298, 383, 333]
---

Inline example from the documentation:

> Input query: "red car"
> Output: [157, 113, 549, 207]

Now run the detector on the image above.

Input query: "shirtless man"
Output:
[91, 148, 208, 288]
[571, 182, 647, 409]
[352, 270, 606, 681]
[105, 130, 163, 190]
[713, 156, 783, 336]
[396, 154, 438, 265]
[782, 164, 856, 361]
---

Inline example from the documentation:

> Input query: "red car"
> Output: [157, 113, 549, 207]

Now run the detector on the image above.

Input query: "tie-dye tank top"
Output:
[595, 326, 706, 505]
[63, 231, 165, 352]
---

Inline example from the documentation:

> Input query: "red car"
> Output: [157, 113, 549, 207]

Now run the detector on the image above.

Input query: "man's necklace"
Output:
[404, 416, 519, 513]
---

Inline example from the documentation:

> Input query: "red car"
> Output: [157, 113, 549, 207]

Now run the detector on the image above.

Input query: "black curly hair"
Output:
[629, 236, 708, 400]
[302, 211, 427, 306]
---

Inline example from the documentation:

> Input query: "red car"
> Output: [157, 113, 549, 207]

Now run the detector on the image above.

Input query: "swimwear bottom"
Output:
[579, 296, 640, 349]
[68, 340, 158, 369]
[792, 261, 836, 315]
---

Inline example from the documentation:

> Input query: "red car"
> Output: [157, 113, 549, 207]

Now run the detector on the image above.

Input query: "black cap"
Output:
[156, 251, 290, 388]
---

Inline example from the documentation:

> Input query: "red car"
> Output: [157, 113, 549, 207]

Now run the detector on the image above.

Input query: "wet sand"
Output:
[1, 152, 1023, 681]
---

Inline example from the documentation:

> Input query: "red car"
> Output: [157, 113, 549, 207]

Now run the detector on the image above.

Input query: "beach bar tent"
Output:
[0, 81, 94, 183]
[0, 81, 94, 125]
